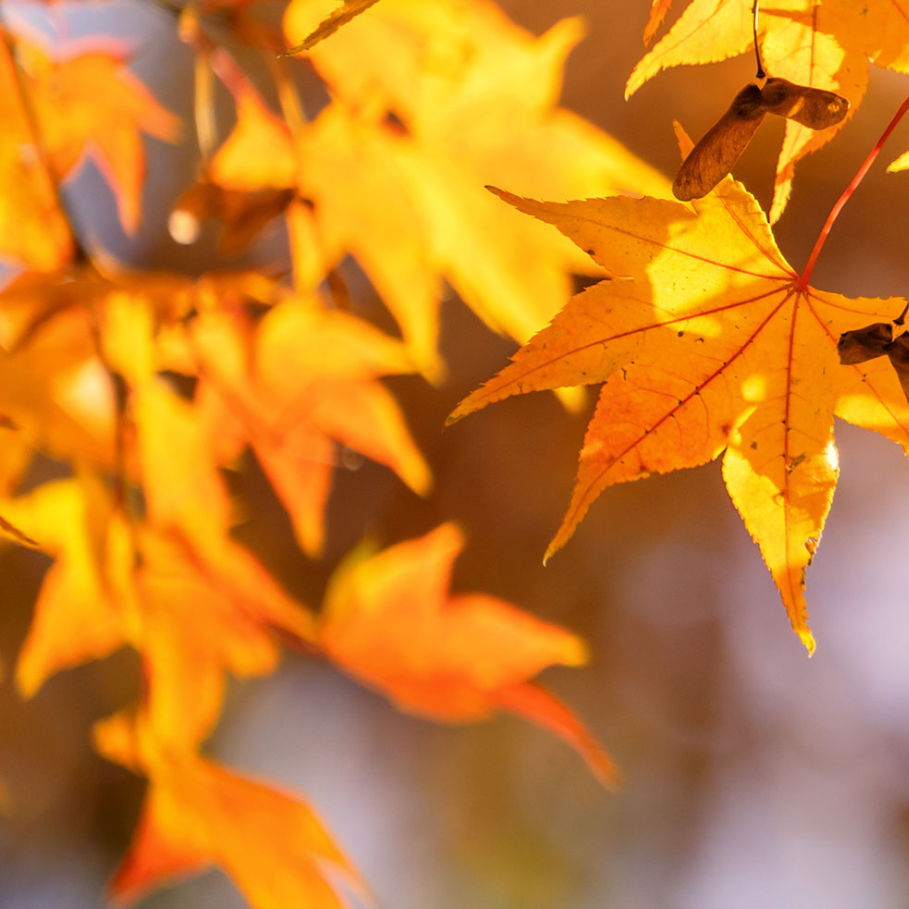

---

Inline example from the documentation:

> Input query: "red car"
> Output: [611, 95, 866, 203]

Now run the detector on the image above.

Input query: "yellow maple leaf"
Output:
[0, 263, 272, 474]
[4, 474, 314, 751]
[321, 523, 618, 785]
[134, 528, 315, 750]
[0, 279, 117, 469]
[5, 477, 126, 697]
[94, 712, 361, 909]
[189, 296, 431, 556]
[449, 173, 909, 655]
[186, 0, 670, 379]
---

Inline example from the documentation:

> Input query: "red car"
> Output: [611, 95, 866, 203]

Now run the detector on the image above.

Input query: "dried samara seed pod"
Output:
[673, 78, 850, 202]
[837, 322, 893, 364]
[838, 314, 909, 405]
[759, 77, 849, 129]
[672, 84, 765, 202]
[886, 334, 909, 402]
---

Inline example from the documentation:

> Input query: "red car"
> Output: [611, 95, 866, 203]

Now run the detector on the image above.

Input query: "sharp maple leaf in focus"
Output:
[321, 523, 619, 786]
[450, 168, 909, 654]
[628, 0, 909, 220]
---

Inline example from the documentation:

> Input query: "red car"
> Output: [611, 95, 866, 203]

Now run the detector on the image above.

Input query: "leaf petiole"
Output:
[798, 93, 909, 289]
[752, 0, 765, 79]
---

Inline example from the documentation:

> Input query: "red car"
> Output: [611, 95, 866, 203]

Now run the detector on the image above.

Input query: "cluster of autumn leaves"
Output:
[0, 1, 666, 906]
[5, 0, 909, 906]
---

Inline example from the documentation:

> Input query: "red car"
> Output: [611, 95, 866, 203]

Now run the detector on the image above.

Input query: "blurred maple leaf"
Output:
[0, 0, 677, 903]
[627, 0, 909, 220]
[14, 35, 180, 235]
[94, 712, 362, 909]
[321, 523, 618, 785]
[450, 164, 909, 654]
[0, 263, 263, 472]
[186, 0, 668, 377]
[4, 476, 315, 747]
[189, 295, 431, 556]
[0, 32, 73, 270]
[643, 0, 674, 45]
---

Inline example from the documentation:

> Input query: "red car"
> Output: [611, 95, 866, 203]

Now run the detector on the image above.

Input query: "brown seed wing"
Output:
[760, 77, 849, 130]
[673, 84, 765, 201]
[836, 322, 893, 365]
[886, 334, 909, 403]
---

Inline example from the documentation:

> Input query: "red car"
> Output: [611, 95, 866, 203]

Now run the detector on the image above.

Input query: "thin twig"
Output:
[752, 0, 765, 79]
[798, 93, 909, 289]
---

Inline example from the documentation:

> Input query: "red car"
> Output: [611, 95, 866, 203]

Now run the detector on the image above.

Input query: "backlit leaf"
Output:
[4, 478, 127, 697]
[321, 523, 618, 784]
[450, 178, 909, 654]
[18, 40, 180, 234]
[95, 714, 359, 909]
[643, 0, 674, 45]
[0, 33, 72, 269]
[189, 298, 431, 556]
[278, 0, 670, 367]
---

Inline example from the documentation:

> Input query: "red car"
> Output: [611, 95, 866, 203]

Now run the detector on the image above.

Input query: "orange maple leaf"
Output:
[0, 262, 270, 476]
[0, 270, 117, 468]
[320, 523, 619, 785]
[16, 38, 180, 234]
[449, 172, 909, 655]
[5, 476, 314, 751]
[95, 713, 362, 909]
[643, 0, 674, 45]
[8, 477, 126, 697]
[189, 297, 431, 556]
[0, 33, 73, 270]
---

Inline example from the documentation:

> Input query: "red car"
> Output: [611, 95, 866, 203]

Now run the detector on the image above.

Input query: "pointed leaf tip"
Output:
[800, 628, 816, 657]
[284, 0, 383, 55]
[494, 683, 621, 789]
[0, 513, 37, 547]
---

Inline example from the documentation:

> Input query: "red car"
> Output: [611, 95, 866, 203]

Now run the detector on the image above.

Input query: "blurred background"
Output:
[4, 1, 909, 907]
